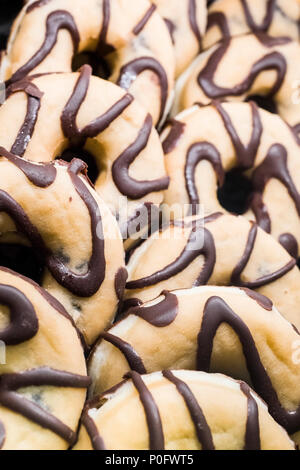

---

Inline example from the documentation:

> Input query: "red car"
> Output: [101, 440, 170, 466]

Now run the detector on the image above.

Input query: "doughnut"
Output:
[88, 286, 300, 440]
[151, 0, 207, 77]
[0, 267, 90, 450]
[73, 370, 295, 450]
[124, 213, 300, 330]
[204, 0, 300, 50]
[0, 148, 125, 345]
[1, 0, 175, 125]
[161, 102, 300, 258]
[172, 32, 300, 133]
[0, 67, 169, 236]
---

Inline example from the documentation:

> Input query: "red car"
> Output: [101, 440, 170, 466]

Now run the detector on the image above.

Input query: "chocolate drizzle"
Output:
[162, 370, 215, 450]
[198, 40, 287, 99]
[26, 0, 53, 14]
[231, 223, 296, 288]
[114, 267, 128, 301]
[0, 367, 90, 445]
[82, 411, 106, 450]
[188, 0, 202, 50]
[206, 12, 230, 40]
[241, 0, 275, 32]
[126, 371, 164, 450]
[197, 296, 300, 433]
[98, 0, 110, 53]
[0, 154, 106, 298]
[240, 382, 261, 450]
[162, 119, 186, 154]
[8, 10, 80, 85]
[7, 80, 44, 157]
[185, 142, 224, 215]
[213, 100, 263, 169]
[101, 332, 146, 375]
[279, 233, 298, 259]
[126, 217, 219, 290]
[0, 146, 56, 188]
[61, 65, 133, 146]
[117, 57, 168, 123]
[133, 5, 157, 36]
[0, 284, 38, 345]
[250, 192, 271, 233]
[112, 114, 169, 199]
[126, 291, 178, 327]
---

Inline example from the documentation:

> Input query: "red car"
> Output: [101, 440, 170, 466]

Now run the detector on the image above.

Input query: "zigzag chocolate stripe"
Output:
[7, 10, 80, 85]
[0, 367, 90, 446]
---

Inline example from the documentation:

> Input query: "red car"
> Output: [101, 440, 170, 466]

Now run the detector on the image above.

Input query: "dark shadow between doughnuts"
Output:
[0, 244, 45, 285]
[217, 169, 253, 215]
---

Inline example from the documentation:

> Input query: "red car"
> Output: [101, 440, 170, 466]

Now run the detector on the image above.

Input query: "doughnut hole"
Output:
[57, 147, 100, 185]
[246, 95, 277, 115]
[72, 51, 112, 80]
[217, 169, 253, 215]
[0, 243, 45, 285]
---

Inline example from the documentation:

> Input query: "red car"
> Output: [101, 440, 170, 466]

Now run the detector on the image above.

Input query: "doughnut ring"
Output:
[89, 286, 300, 439]
[0, 267, 90, 450]
[0, 67, 169, 233]
[73, 370, 294, 450]
[172, 32, 300, 133]
[151, 0, 207, 77]
[125, 213, 300, 330]
[2, 0, 175, 125]
[161, 101, 300, 258]
[204, 0, 300, 50]
[0, 148, 125, 345]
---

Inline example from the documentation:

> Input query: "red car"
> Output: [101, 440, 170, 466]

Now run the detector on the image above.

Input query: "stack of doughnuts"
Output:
[0, 0, 299, 451]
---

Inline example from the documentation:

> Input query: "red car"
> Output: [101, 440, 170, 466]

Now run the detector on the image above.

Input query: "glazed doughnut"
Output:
[2, 0, 175, 125]
[0, 67, 169, 234]
[73, 370, 294, 450]
[0, 148, 125, 345]
[161, 102, 300, 258]
[0, 267, 90, 450]
[172, 32, 300, 133]
[89, 286, 300, 439]
[152, 0, 207, 77]
[124, 213, 300, 330]
[204, 0, 300, 50]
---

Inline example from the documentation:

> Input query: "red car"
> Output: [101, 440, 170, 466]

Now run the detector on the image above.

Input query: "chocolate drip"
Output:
[240, 382, 261, 450]
[61, 65, 133, 146]
[126, 371, 165, 450]
[241, 288, 273, 311]
[162, 370, 215, 450]
[126, 218, 218, 290]
[0, 420, 5, 449]
[133, 5, 156, 36]
[250, 192, 271, 233]
[0, 367, 90, 445]
[82, 412, 106, 450]
[8, 11, 80, 85]
[231, 223, 296, 288]
[112, 114, 169, 199]
[126, 291, 178, 327]
[98, 0, 111, 54]
[7, 80, 44, 157]
[26, 0, 53, 13]
[117, 57, 168, 123]
[279, 233, 298, 259]
[65, 159, 106, 297]
[241, 0, 275, 32]
[213, 101, 263, 169]
[185, 142, 225, 215]
[0, 284, 38, 345]
[206, 12, 230, 39]
[188, 0, 202, 50]
[252, 143, 300, 216]
[114, 267, 128, 301]
[197, 296, 300, 433]
[101, 332, 146, 374]
[198, 40, 286, 99]
[0, 158, 105, 298]
[164, 19, 176, 45]
[0, 146, 57, 188]
[162, 119, 186, 154]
